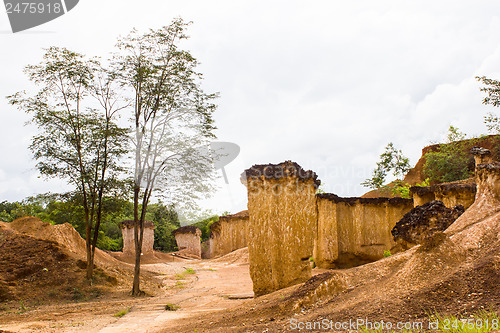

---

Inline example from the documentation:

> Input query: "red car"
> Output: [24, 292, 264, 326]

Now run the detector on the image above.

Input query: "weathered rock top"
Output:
[316, 192, 412, 205]
[409, 182, 477, 196]
[210, 211, 249, 238]
[172, 225, 201, 236]
[242, 160, 320, 186]
[471, 146, 494, 165]
[219, 210, 249, 221]
[476, 161, 500, 171]
[471, 146, 492, 157]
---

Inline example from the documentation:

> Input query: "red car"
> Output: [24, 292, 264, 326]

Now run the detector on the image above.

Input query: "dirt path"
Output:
[98, 257, 254, 332]
[0, 248, 253, 333]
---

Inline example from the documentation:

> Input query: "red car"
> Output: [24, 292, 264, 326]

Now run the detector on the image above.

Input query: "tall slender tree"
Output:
[113, 19, 218, 295]
[8, 47, 128, 282]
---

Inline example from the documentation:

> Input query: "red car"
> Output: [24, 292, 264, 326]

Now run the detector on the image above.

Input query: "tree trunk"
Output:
[132, 185, 142, 295]
[85, 199, 94, 282]
[90, 122, 109, 284]
[83, 190, 93, 282]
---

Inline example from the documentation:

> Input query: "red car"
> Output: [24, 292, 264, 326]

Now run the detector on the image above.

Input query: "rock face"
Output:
[290, 147, 500, 319]
[119, 220, 155, 255]
[208, 210, 248, 259]
[410, 182, 476, 210]
[471, 146, 493, 165]
[315, 194, 413, 268]
[391, 200, 464, 248]
[243, 161, 319, 297]
[445, 161, 500, 234]
[172, 226, 202, 259]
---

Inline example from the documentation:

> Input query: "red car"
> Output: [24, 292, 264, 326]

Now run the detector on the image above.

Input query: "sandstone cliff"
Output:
[243, 161, 319, 296]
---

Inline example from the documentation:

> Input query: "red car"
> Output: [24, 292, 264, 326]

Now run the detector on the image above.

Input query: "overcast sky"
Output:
[2, 1, 500, 216]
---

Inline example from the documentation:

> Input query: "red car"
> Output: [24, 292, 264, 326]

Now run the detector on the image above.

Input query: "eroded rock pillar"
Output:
[172, 226, 202, 259]
[242, 161, 320, 296]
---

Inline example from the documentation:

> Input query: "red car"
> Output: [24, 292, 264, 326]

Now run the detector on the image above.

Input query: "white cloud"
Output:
[2, 0, 500, 212]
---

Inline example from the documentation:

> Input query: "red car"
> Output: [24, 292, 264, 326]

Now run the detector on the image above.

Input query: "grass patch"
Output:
[175, 268, 196, 280]
[113, 308, 130, 318]
[165, 303, 180, 311]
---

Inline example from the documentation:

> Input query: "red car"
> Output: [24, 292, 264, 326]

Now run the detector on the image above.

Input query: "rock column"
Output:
[172, 226, 202, 259]
[242, 161, 320, 296]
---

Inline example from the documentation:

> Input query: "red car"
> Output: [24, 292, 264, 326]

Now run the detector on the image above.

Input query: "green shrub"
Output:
[165, 303, 180, 311]
[113, 308, 130, 317]
[309, 257, 316, 268]
[423, 126, 477, 183]
[391, 178, 430, 199]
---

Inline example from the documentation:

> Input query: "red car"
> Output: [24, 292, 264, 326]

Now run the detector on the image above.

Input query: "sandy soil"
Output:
[0, 245, 256, 333]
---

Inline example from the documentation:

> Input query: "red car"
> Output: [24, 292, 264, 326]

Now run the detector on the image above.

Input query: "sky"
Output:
[2, 0, 500, 217]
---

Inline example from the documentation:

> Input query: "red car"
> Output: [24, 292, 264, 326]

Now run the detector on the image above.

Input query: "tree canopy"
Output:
[362, 142, 411, 189]
[8, 47, 129, 281]
[112, 18, 218, 295]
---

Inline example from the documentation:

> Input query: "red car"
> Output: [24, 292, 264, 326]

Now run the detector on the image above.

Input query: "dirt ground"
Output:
[0, 240, 257, 333]
[1, 206, 500, 333]
[0, 218, 260, 332]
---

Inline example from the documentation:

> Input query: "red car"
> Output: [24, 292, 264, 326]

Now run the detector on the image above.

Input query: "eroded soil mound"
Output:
[1, 217, 163, 306]
[0, 223, 116, 304]
[210, 247, 249, 265]
[7, 217, 132, 278]
[9, 217, 86, 255]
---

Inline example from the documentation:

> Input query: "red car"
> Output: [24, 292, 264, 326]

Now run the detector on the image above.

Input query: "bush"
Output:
[391, 178, 430, 199]
[113, 308, 130, 317]
[192, 215, 220, 242]
[149, 203, 181, 252]
[423, 127, 477, 183]
[97, 234, 123, 251]
[165, 303, 180, 311]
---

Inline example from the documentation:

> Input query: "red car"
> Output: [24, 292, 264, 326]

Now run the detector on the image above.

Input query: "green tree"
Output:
[423, 126, 476, 183]
[148, 202, 180, 252]
[114, 19, 218, 295]
[362, 142, 411, 189]
[477, 76, 500, 133]
[8, 47, 129, 282]
[192, 215, 219, 242]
